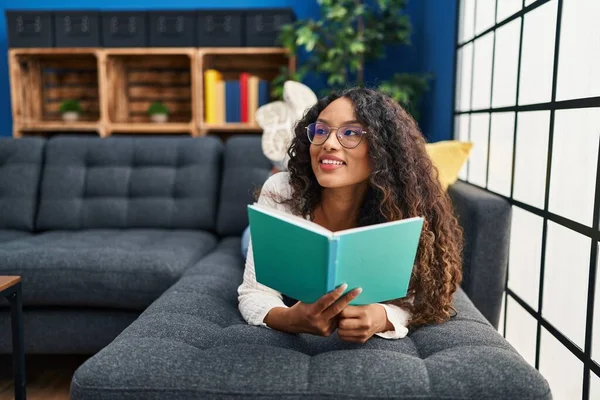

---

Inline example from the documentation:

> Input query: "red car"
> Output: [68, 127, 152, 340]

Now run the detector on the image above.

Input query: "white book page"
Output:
[332, 216, 424, 237]
[249, 203, 333, 237]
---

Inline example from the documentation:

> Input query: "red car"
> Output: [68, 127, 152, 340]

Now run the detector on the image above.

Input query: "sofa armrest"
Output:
[448, 181, 511, 329]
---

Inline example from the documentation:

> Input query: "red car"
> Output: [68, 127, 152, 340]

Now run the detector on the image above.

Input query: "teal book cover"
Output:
[247, 204, 424, 305]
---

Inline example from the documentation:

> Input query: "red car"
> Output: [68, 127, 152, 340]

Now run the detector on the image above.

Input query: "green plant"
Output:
[59, 99, 82, 114]
[147, 101, 169, 116]
[274, 0, 430, 121]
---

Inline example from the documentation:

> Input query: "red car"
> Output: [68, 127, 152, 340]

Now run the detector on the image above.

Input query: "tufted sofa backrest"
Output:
[36, 136, 223, 231]
[0, 137, 45, 231]
[216, 136, 273, 237]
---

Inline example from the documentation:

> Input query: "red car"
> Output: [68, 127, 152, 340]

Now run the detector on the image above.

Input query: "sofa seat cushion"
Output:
[0, 230, 31, 243]
[0, 229, 216, 310]
[71, 238, 551, 400]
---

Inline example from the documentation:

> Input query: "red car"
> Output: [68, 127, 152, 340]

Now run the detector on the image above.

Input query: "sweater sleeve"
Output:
[373, 303, 411, 339]
[237, 173, 291, 327]
[237, 237, 288, 327]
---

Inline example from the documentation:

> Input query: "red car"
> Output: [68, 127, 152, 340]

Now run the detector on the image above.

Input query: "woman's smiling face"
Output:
[309, 97, 371, 189]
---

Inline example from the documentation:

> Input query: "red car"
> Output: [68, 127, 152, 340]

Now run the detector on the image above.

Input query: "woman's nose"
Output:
[323, 128, 339, 150]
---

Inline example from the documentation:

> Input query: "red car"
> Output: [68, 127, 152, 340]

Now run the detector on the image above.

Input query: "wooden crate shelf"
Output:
[9, 50, 101, 137]
[196, 47, 294, 133]
[9, 47, 295, 138]
[106, 52, 195, 126]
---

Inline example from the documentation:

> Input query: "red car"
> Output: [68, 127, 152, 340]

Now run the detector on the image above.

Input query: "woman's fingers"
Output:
[338, 316, 365, 330]
[302, 285, 363, 337]
[312, 283, 348, 313]
[323, 288, 362, 320]
[338, 305, 365, 319]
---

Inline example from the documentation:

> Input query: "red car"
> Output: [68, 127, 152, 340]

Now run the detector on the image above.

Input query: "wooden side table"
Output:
[1, 276, 26, 400]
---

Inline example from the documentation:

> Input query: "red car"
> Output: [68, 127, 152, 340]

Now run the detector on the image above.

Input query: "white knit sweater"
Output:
[237, 172, 411, 339]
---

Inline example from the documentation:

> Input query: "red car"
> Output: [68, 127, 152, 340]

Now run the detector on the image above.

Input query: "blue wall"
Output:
[422, 0, 457, 143]
[0, 0, 455, 142]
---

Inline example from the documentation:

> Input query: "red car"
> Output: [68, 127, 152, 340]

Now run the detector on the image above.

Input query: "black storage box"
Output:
[102, 12, 148, 47]
[54, 11, 101, 47]
[197, 10, 243, 47]
[6, 11, 54, 48]
[245, 8, 295, 47]
[149, 11, 196, 47]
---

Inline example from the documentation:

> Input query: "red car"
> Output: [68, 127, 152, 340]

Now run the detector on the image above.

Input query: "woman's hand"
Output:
[337, 304, 391, 343]
[274, 284, 362, 336]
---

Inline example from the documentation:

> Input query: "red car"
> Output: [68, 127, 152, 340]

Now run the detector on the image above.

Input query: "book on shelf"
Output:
[247, 75, 259, 124]
[215, 80, 225, 124]
[258, 80, 269, 109]
[204, 70, 271, 125]
[240, 72, 249, 123]
[204, 69, 222, 124]
[225, 80, 241, 123]
[247, 203, 424, 305]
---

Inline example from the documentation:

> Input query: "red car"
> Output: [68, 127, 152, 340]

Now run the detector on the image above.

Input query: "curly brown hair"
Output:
[278, 87, 464, 329]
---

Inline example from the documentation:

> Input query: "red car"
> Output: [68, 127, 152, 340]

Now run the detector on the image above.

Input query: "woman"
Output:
[238, 87, 463, 343]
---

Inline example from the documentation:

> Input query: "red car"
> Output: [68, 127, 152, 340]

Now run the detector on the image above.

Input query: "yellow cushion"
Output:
[425, 140, 473, 190]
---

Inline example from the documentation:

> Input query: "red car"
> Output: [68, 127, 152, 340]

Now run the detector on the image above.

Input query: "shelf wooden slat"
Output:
[128, 86, 191, 100]
[104, 48, 195, 56]
[18, 121, 100, 131]
[109, 122, 194, 133]
[10, 48, 100, 56]
[197, 47, 289, 56]
[200, 123, 263, 132]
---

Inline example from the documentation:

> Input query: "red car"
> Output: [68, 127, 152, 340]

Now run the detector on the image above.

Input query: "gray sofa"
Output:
[0, 135, 550, 399]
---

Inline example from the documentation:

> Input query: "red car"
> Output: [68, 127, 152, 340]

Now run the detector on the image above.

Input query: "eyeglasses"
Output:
[306, 122, 367, 149]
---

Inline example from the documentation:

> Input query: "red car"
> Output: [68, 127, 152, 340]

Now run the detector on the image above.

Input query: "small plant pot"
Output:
[62, 112, 80, 122]
[150, 114, 168, 123]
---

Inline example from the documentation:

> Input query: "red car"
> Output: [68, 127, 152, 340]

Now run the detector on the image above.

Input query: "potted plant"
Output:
[274, 0, 430, 121]
[147, 101, 170, 123]
[59, 99, 82, 122]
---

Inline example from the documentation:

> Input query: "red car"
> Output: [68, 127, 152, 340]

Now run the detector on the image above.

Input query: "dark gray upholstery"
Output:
[216, 136, 273, 236]
[448, 181, 511, 329]
[0, 229, 216, 310]
[0, 135, 549, 398]
[0, 137, 45, 231]
[36, 136, 223, 231]
[0, 230, 31, 243]
[0, 308, 139, 354]
[72, 238, 550, 400]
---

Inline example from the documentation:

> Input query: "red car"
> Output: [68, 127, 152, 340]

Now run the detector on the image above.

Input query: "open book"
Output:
[247, 203, 424, 305]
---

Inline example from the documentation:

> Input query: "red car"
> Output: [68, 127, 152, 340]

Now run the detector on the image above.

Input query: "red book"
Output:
[240, 72, 250, 123]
